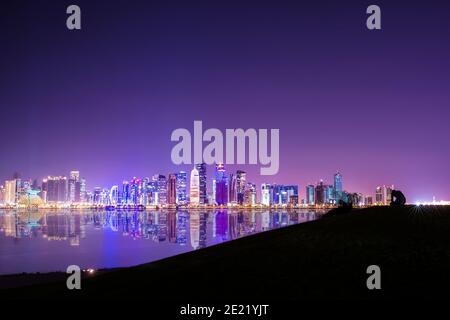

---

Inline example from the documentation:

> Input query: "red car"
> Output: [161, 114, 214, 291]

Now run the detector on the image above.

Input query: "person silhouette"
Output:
[390, 190, 406, 206]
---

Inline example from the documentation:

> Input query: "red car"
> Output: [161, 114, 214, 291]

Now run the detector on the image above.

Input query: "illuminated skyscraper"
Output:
[284, 185, 299, 205]
[215, 163, 228, 205]
[375, 186, 383, 205]
[93, 187, 101, 204]
[141, 177, 150, 205]
[383, 185, 394, 205]
[176, 171, 187, 205]
[334, 172, 343, 202]
[147, 179, 158, 205]
[122, 181, 130, 204]
[365, 196, 373, 206]
[244, 182, 256, 206]
[68, 170, 80, 203]
[110, 185, 119, 205]
[315, 180, 325, 205]
[130, 177, 141, 205]
[46, 176, 68, 203]
[190, 166, 200, 205]
[228, 173, 237, 204]
[261, 183, 272, 206]
[325, 185, 335, 204]
[79, 178, 86, 202]
[211, 179, 216, 205]
[4, 180, 16, 205]
[236, 170, 246, 205]
[167, 174, 177, 205]
[195, 163, 207, 204]
[156, 175, 167, 205]
[306, 184, 315, 205]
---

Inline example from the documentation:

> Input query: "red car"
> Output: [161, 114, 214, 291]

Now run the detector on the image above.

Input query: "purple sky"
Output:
[1, 0, 450, 202]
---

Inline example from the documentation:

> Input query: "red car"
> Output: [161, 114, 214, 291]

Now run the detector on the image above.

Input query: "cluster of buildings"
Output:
[304, 173, 394, 206]
[0, 167, 396, 208]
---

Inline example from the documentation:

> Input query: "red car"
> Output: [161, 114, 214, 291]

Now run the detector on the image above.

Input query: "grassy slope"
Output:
[2, 205, 450, 300]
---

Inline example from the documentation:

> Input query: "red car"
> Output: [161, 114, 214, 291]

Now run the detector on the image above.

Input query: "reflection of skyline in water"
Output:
[0, 209, 322, 275]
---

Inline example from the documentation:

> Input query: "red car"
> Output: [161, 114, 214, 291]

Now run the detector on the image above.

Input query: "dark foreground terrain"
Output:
[1, 205, 450, 300]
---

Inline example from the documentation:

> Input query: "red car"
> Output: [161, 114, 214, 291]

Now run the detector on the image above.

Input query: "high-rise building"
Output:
[122, 181, 130, 204]
[176, 171, 187, 205]
[215, 163, 228, 205]
[93, 187, 101, 204]
[0, 185, 4, 204]
[236, 170, 246, 205]
[365, 196, 373, 206]
[383, 185, 394, 205]
[334, 172, 343, 202]
[68, 170, 80, 203]
[228, 173, 237, 204]
[261, 183, 272, 206]
[79, 178, 86, 202]
[156, 175, 167, 205]
[325, 185, 335, 204]
[167, 174, 177, 205]
[315, 180, 326, 205]
[46, 176, 68, 203]
[130, 177, 141, 205]
[14, 178, 22, 203]
[190, 167, 200, 205]
[375, 186, 383, 204]
[195, 163, 207, 204]
[284, 185, 298, 205]
[244, 182, 256, 206]
[4, 180, 16, 205]
[110, 185, 119, 205]
[147, 179, 158, 205]
[272, 184, 282, 204]
[141, 177, 150, 205]
[306, 184, 315, 205]
[211, 179, 216, 205]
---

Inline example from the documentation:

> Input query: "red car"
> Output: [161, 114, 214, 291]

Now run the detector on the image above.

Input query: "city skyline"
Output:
[1, 1, 450, 201]
[0, 165, 410, 206]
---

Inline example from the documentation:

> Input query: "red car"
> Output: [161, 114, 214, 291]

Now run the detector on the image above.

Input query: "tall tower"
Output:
[261, 183, 272, 206]
[375, 186, 382, 204]
[157, 175, 167, 205]
[195, 163, 207, 204]
[69, 170, 80, 203]
[46, 176, 68, 203]
[176, 171, 187, 205]
[167, 174, 177, 205]
[315, 180, 325, 205]
[211, 179, 216, 205]
[228, 173, 237, 204]
[383, 185, 394, 205]
[122, 181, 130, 204]
[79, 178, 86, 203]
[334, 172, 343, 203]
[215, 163, 228, 205]
[236, 170, 246, 205]
[4, 180, 17, 205]
[306, 185, 315, 205]
[190, 167, 200, 205]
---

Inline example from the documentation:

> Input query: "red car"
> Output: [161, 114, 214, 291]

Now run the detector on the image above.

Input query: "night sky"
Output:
[1, 0, 450, 202]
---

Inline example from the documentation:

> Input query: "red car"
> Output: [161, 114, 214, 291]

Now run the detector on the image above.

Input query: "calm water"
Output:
[0, 209, 322, 275]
